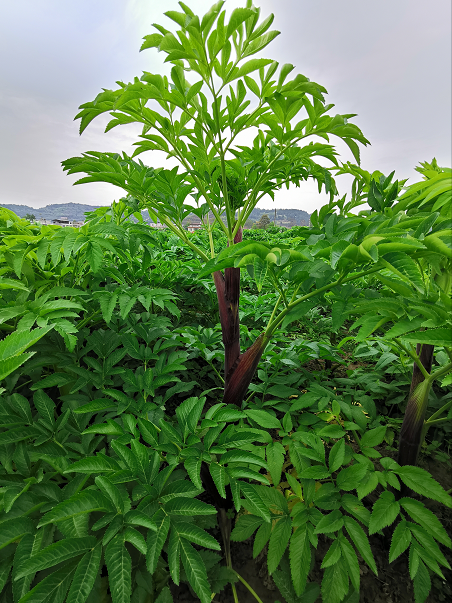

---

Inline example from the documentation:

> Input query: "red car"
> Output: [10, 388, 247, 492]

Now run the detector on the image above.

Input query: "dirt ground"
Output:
[170, 454, 452, 603]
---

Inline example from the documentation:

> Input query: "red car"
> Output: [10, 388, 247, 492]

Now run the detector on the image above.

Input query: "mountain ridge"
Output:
[1, 202, 311, 225]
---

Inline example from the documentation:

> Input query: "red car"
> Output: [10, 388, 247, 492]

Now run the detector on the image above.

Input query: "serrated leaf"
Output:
[336, 462, 368, 491]
[314, 510, 344, 534]
[64, 454, 121, 474]
[239, 482, 271, 523]
[209, 462, 227, 499]
[244, 409, 281, 429]
[146, 512, 170, 574]
[369, 491, 400, 535]
[0, 517, 34, 551]
[322, 557, 349, 603]
[18, 558, 78, 603]
[124, 510, 157, 531]
[105, 537, 131, 603]
[174, 522, 220, 550]
[180, 538, 211, 603]
[289, 526, 311, 596]
[253, 521, 272, 558]
[268, 516, 291, 574]
[231, 514, 263, 542]
[400, 498, 451, 547]
[413, 560, 431, 603]
[266, 441, 285, 487]
[66, 544, 102, 603]
[14, 537, 97, 580]
[164, 497, 216, 516]
[359, 425, 386, 448]
[394, 466, 452, 508]
[321, 539, 342, 569]
[299, 465, 331, 480]
[389, 519, 411, 563]
[344, 517, 377, 575]
[38, 490, 112, 527]
[329, 438, 345, 473]
[339, 534, 360, 592]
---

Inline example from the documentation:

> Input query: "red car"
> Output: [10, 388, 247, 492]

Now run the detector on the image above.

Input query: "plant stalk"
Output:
[397, 343, 434, 467]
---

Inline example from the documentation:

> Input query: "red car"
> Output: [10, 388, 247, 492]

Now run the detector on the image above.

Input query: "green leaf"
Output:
[0, 326, 52, 361]
[394, 466, 452, 508]
[124, 510, 157, 531]
[266, 441, 285, 487]
[0, 554, 12, 595]
[180, 538, 211, 603]
[38, 490, 113, 527]
[0, 517, 34, 551]
[123, 527, 147, 555]
[220, 449, 268, 469]
[13, 533, 34, 602]
[314, 510, 344, 534]
[236, 58, 273, 79]
[253, 256, 268, 292]
[299, 465, 331, 480]
[226, 8, 254, 38]
[174, 522, 221, 550]
[402, 328, 452, 347]
[344, 516, 377, 575]
[413, 560, 431, 603]
[239, 482, 271, 523]
[399, 498, 451, 547]
[321, 539, 342, 569]
[209, 462, 227, 499]
[329, 438, 345, 473]
[105, 537, 132, 603]
[339, 533, 360, 592]
[95, 476, 124, 513]
[231, 514, 263, 542]
[253, 521, 272, 557]
[245, 409, 281, 429]
[85, 242, 103, 273]
[14, 537, 97, 580]
[18, 559, 79, 603]
[66, 545, 102, 603]
[359, 425, 386, 448]
[336, 462, 368, 491]
[0, 353, 35, 381]
[281, 301, 316, 329]
[33, 390, 55, 426]
[268, 516, 291, 574]
[369, 491, 400, 535]
[146, 512, 170, 574]
[289, 526, 311, 596]
[389, 519, 411, 563]
[167, 528, 180, 586]
[64, 454, 122, 474]
[321, 558, 349, 603]
[164, 497, 216, 516]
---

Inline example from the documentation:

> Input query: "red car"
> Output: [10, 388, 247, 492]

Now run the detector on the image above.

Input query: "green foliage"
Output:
[1, 2, 451, 602]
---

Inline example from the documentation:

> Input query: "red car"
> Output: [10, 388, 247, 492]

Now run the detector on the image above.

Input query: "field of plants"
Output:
[1, 2, 452, 603]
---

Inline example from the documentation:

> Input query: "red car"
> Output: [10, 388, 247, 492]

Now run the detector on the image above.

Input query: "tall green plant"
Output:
[62, 0, 371, 410]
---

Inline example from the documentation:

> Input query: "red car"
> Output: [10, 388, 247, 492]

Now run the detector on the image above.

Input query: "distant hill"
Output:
[1, 203, 103, 221]
[1, 203, 311, 226]
[248, 208, 310, 226]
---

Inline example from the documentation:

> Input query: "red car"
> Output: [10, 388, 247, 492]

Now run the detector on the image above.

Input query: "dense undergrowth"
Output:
[0, 196, 451, 603]
[1, 2, 452, 602]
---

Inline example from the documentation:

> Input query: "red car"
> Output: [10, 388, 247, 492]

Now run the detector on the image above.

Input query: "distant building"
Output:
[148, 222, 167, 230]
[38, 217, 84, 228]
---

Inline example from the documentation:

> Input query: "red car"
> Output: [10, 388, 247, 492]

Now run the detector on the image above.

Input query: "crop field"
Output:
[0, 2, 451, 603]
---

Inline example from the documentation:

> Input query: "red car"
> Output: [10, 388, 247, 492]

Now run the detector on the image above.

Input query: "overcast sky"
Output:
[1, 0, 450, 214]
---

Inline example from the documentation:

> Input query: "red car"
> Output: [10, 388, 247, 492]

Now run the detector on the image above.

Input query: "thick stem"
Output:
[397, 343, 434, 467]
[213, 227, 243, 382]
